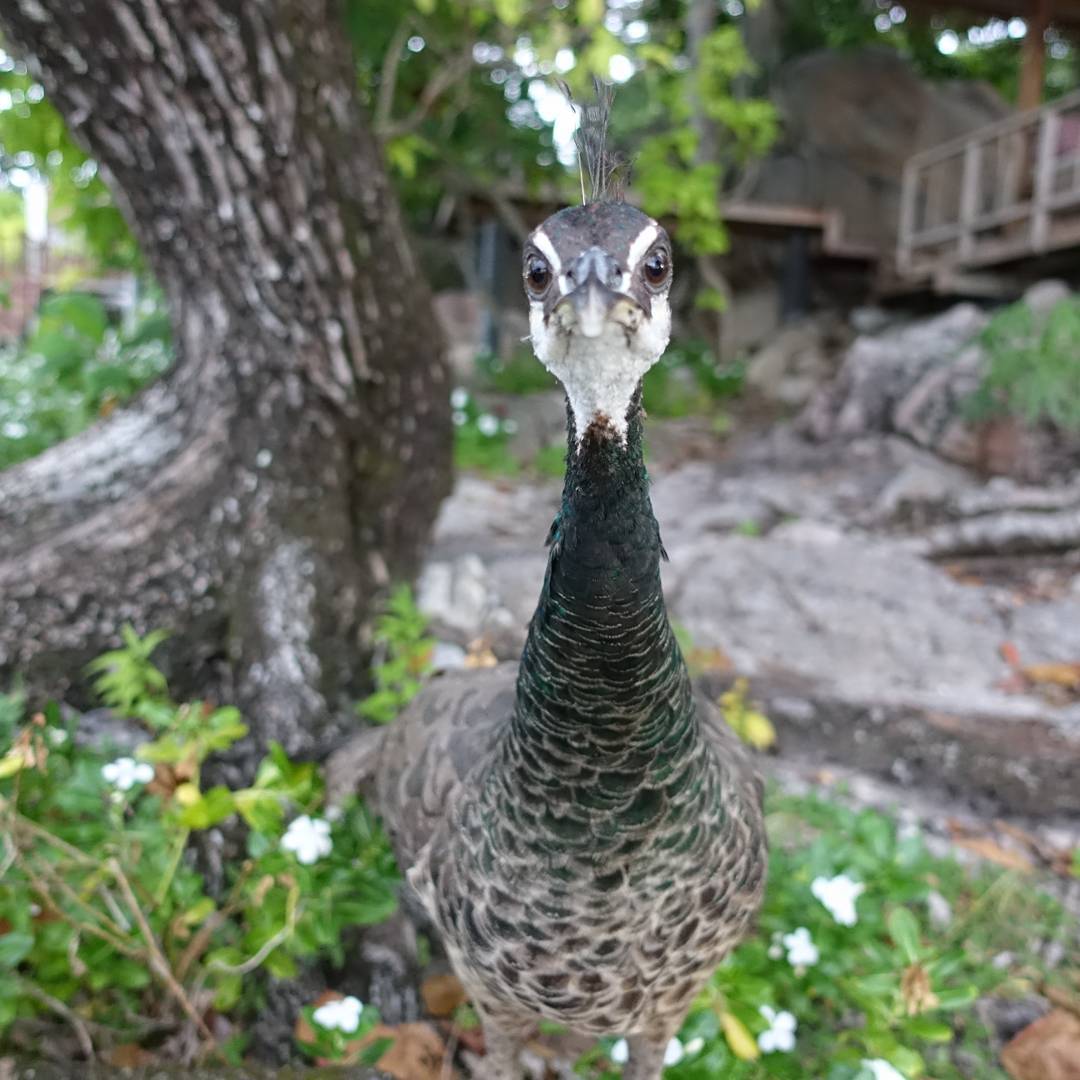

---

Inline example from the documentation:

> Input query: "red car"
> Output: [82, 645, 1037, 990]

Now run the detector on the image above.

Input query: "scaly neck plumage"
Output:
[514, 388, 692, 743]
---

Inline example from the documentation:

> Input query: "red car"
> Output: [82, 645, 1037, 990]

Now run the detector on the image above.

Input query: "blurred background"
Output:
[1, 1, 1079, 1078]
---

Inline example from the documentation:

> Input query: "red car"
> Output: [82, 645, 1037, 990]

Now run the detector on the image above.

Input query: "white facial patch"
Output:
[529, 289, 671, 445]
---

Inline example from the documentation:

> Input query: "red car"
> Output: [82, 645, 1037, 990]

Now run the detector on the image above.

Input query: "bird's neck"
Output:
[514, 388, 693, 744]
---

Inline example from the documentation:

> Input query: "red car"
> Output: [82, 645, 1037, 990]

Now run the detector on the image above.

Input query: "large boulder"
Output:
[802, 283, 1080, 481]
[753, 48, 1009, 251]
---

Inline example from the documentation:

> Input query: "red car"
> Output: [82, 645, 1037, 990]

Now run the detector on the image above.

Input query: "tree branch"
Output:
[382, 43, 476, 140]
[374, 16, 414, 135]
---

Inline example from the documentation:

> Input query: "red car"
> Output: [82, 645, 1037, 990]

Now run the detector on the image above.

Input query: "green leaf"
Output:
[577, 0, 604, 25]
[235, 788, 285, 834]
[933, 985, 980, 1010]
[0, 931, 34, 969]
[492, 0, 525, 26]
[887, 906, 921, 963]
[906, 1016, 954, 1043]
[179, 785, 236, 829]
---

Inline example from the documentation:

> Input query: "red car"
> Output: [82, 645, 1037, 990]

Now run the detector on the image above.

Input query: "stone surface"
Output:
[744, 318, 841, 410]
[803, 287, 1080, 482]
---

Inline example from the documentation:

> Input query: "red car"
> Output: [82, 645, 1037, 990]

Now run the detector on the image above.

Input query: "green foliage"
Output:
[643, 340, 745, 418]
[451, 385, 521, 475]
[0, 63, 137, 269]
[356, 586, 436, 724]
[634, 27, 777, 257]
[531, 441, 568, 479]
[968, 296, 1080, 432]
[575, 790, 1075, 1079]
[0, 631, 398, 1055]
[475, 348, 557, 395]
[0, 290, 172, 469]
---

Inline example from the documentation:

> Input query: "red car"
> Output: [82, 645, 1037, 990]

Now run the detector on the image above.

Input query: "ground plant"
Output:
[2, 617, 1074, 1075]
[0, 290, 171, 470]
[969, 295, 1080, 432]
[0, 629, 398, 1064]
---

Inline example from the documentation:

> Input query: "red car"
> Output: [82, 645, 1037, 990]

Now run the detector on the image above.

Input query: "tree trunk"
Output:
[0, 0, 452, 770]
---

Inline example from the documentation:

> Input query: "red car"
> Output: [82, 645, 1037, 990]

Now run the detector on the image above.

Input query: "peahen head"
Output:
[523, 201, 673, 444]
[523, 82, 672, 445]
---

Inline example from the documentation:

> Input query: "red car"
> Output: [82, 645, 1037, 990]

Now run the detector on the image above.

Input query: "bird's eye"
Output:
[643, 249, 670, 288]
[525, 256, 552, 294]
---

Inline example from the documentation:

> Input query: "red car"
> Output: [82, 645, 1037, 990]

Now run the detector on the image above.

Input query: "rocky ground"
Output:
[420, 289, 1080, 860]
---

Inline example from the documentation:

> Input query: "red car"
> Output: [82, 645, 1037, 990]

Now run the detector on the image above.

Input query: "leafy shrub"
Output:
[968, 296, 1080, 432]
[356, 585, 436, 724]
[0, 289, 172, 469]
[0, 630, 397, 1062]
[451, 385, 521, 475]
[475, 348, 557, 395]
[643, 341, 745, 419]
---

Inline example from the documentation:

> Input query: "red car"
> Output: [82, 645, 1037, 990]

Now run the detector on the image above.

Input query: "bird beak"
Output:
[554, 246, 629, 339]
[566, 278, 618, 338]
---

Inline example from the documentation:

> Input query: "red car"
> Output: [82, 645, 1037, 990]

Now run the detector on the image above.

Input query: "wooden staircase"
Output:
[896, 88, 1080, 292]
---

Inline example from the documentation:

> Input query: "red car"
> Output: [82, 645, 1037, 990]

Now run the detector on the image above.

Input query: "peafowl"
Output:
[333, 100, 767, 1080]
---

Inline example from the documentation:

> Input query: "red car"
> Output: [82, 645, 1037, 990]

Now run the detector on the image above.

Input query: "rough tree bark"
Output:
[0, 0, 452, 769]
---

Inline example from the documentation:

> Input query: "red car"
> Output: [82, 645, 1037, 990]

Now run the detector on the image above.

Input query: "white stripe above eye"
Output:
[626, 222, 659, 271]
[531, 228, 562, 275]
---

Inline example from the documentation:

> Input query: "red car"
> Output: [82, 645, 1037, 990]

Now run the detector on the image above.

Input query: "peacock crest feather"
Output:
[561, 77, 631, 204]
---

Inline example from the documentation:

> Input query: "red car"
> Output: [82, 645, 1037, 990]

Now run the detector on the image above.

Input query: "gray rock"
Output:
[1022, 278, 1071, 315]
[745, 321, 833, 409]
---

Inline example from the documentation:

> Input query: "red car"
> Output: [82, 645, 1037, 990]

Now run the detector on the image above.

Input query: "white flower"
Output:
[47, 727, 68, 746]
[782, 926, 819, 968]
[862, 1060, 907, 1080]
[312, 994, 363, 1033]
[281, 815, 332, 865]
[477, 413, 500, 437]
[609, 1037, 629, 1064]
[811, 874, 865, 926]
[101, 757, 154, 791]
[452, 409, 467, 426]
[683, 1037, 704, 1056]
[757, 1006, 797, 1053]
[502, 418, 519, 435]
[450, 387, 469, 409]
[663, 1037, 684, 1066]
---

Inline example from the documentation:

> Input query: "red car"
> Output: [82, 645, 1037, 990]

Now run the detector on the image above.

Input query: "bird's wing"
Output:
[695, 690, 767, 817]
[373, 663, 518, 871]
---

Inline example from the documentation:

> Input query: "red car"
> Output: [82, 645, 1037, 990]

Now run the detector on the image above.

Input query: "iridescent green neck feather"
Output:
[514, 389, 693, 762]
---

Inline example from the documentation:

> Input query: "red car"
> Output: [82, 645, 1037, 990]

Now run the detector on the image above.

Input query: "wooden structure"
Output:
[897, 87, 1080, 285]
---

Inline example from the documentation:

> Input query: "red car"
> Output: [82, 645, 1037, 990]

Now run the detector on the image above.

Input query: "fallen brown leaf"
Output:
[421, 972, 467, 1018]
[900, 963, 939, 1016]
[107, 1044, 156, 1068]
[464, 638, 498, 670]
[1002, 1009, 1080, 1080]
[345, 1022, 450, 1080]
[951, 836, 1034, 873]
[1023, 662, 1080, 693]
[1000, 641, 1023, 669]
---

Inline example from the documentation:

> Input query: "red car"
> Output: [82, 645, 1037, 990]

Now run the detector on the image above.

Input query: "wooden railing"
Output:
[898, 88, 1080, 278]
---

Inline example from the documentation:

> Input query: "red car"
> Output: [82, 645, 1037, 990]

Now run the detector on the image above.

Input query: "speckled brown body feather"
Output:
[364, 398, 766, 1079]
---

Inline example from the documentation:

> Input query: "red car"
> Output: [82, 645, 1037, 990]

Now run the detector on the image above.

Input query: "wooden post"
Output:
[1032, 106, 1060, 251]
[1019, 0, 1051, 112]
[897, 157, 919, 276]
[959, 139, 981, 263]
